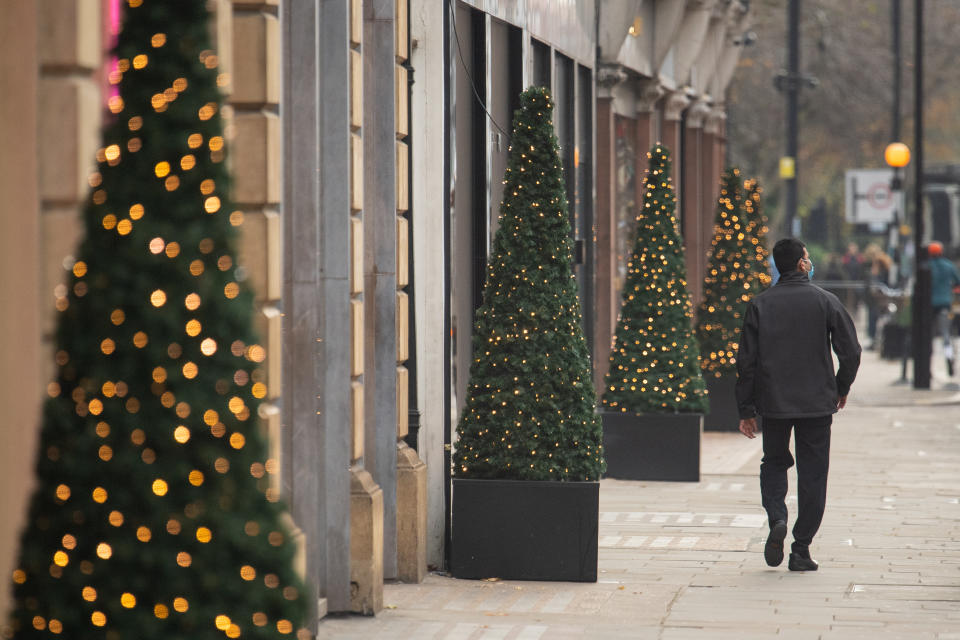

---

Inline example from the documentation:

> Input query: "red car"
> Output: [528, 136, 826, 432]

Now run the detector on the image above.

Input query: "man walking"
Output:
[736, 238, 861, 571]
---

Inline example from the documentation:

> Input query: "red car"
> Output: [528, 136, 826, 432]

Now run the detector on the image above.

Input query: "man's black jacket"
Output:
[735, 270, 861, 419]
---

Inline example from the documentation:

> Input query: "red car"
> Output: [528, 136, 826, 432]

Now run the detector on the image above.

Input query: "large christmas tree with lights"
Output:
[695, 169, 770, 378]
[601, 145, 708, 414]
[453, 87, 603, 482]
[8, 3, 307, 639]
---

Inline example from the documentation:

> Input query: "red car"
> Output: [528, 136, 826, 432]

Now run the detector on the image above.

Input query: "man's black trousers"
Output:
[760, 415, 832, 554]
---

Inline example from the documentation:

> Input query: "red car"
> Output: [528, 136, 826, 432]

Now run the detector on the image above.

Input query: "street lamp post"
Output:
[784, 0, 800, 234]
[892, 0, 902, 143]
[912, 0, 931, 389]
[885, 142, 910, 381]
[775, 0, 817, 236]
[885, 142, 910, 266]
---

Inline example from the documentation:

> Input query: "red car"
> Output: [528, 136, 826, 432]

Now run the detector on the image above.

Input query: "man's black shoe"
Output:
[764, 520, 787, 567]
[788, 553, 819, 572]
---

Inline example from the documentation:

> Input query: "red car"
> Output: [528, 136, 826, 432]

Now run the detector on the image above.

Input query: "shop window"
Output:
[554, 52, 576, 248]
[532, 38, 551, 90]
[614, 116, 638, 295]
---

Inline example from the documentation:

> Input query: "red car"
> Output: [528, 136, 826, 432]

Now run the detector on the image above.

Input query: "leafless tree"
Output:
[727, 0, 960, 248]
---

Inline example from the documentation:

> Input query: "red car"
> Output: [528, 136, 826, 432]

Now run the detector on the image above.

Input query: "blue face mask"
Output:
[808, 263, 814, 280]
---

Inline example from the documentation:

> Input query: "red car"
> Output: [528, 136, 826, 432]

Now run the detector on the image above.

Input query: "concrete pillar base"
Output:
[350, 466, 384, 615]
[396, 442, 427, 583]
[282, 511, 308, 581]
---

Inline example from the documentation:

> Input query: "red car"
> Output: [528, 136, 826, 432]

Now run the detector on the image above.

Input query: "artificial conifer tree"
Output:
[744, 177, 772, 290]
[9, 3, 307, 639]
[695, 169, 770, 378]
[453, 87, 603, 482]
[602, 145, 708, 414]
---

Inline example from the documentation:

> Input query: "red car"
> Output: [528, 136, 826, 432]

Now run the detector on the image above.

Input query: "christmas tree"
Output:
[602, 145, 708, 414]
[695, 169, 770, 378]
[453, 87, 604, 482]
[8, 3, 307, 639]
[744, 177, 772, 291]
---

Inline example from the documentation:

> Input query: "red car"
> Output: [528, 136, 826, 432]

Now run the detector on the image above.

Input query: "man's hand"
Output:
[837, 395, 847, 410]
[739, 417, 759, 439]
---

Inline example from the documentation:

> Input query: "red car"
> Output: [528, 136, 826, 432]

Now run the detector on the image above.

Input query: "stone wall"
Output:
[0, 0, 102, 623]
[0, 0, 298, 623]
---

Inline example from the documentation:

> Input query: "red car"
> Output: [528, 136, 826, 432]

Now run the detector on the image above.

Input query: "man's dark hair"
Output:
[773, 237, 806, 274]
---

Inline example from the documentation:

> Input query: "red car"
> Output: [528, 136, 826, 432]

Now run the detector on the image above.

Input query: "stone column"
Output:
[700, 123, 716, 307]
[37, 0, 102, 361]
[634, 79, 665, 237]
[0, 2, 42, 623]
[396, 440, 426, 582]
[409, 0, 448, 570]
[634, 79, 664, 164]
[662, 91, 690, 205]
[227, 0, 303, 584]
[682, 100, 711, 307]
[1, 0, 103, 625]
[350, 463, 384, 615]
[394, 0, 428, 585]
[593, 64, 627, 393]
[703, 107, 727, 273]
[282, 0, 372, 621]
[347, 0, 385, 616]
[362, 0, 399, 583]
[707, 106, 727, 198]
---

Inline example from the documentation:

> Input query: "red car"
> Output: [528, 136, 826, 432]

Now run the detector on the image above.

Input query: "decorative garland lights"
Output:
[695, 169, 770, 377]
[8, 2, 307, 638]
[744, 178, 772, 292]
[453, 87, 604, 482]
[602, 145, 708, 415]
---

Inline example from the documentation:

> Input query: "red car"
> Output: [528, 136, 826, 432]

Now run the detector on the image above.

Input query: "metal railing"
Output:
[814, 280, 906, 299]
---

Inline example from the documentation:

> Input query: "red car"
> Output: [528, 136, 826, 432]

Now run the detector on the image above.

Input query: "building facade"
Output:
[0, 0, 748, 633]
[593, 0, 751, 390]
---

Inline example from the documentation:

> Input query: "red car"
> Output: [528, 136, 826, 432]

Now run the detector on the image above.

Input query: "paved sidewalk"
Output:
[320, 349, 960, 639]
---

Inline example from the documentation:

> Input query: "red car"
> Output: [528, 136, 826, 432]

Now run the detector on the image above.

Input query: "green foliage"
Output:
[453, 87, 603, 482]
[695, 170, 771, 377]
[9, 4, 307, 639]
[602, 145, 708, 415]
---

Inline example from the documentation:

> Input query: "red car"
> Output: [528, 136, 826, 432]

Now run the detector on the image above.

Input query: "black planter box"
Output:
[704, 373, 740, 432]
[450, 478, 599, 582]
[880, 323, 908, 360]
[601, 411, 702, 482]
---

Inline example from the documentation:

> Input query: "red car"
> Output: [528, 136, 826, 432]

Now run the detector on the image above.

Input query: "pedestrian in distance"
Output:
[863, 243, 893, 348]
[840, 241, 864, 314]
[841, 241, 864, 280]
[927, 241, 960, 377]
[735, 238, 862, 571]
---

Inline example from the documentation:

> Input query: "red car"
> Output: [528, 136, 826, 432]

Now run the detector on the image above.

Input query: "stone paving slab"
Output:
[319, 350, 960, 639]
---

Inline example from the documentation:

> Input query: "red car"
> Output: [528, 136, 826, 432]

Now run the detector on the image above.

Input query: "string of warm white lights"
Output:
[602, 145, 709, 415]
[453, 87, 604, 482]
[744, 178, 772, 294]
[8, 2, 307, 639]
[695, 169, 770, 377]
